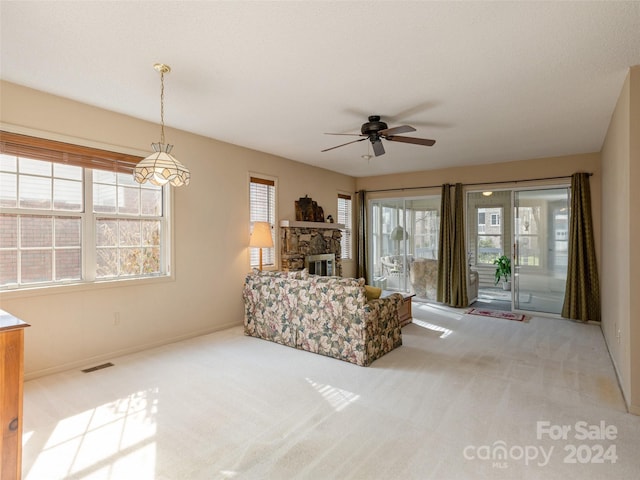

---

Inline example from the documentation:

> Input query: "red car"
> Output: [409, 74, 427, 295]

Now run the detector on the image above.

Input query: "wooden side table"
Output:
[0, 310, 30, 480]
[382, 291, 416, 327]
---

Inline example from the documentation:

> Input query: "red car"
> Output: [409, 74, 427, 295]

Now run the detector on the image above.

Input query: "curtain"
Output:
[562, 173, 601, 322]
[355, 190, 369, 282]
[437, 184, 452, 303]
[450, 183, 469, 307]
[437, 183, 469, 307]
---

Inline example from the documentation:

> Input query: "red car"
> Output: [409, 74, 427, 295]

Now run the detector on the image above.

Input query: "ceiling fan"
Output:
[322, 115, 436, 157]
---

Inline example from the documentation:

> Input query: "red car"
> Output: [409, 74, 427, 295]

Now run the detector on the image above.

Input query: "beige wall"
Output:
[631, 66, 640, 415]
[0, 81, 356, 378]
[601, 65, 640, 415]
[601, 71, 632, 408]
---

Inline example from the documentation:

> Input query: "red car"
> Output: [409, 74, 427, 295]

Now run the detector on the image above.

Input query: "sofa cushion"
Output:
[364, 285, 382, 301]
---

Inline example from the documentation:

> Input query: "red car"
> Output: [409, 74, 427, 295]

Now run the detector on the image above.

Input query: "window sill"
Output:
[0, 274, 175, 300]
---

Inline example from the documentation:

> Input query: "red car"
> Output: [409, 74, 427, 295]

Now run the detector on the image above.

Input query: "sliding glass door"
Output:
[369, 196, 440, 299]
[513, 187, 570, 314]
[370, 199, 410, 292]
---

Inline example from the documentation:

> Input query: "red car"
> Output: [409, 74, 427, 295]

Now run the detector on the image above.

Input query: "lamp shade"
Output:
[390, 225, 408, 241]
[250, 222, 274, 248]
[134, 143, 190, 187]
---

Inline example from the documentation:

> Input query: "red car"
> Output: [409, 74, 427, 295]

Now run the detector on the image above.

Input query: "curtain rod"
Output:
[357, 173, 592, 194]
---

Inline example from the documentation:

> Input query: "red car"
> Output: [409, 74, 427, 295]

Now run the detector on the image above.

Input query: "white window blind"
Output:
[338, 193, 352, 260]
[249, 176, 275, 267]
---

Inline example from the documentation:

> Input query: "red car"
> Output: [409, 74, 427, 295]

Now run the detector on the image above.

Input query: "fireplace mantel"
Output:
[280, 220, 345, 230]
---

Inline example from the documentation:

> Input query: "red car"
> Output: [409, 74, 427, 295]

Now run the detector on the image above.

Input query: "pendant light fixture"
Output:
[134, 63, 190, 187]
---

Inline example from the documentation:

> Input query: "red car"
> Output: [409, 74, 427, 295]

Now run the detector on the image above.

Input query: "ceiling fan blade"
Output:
[385, 135, 436, 146]
[372, 139, 385, 156]
[379, 125, 416, 136]
[321, 137, 367, 152]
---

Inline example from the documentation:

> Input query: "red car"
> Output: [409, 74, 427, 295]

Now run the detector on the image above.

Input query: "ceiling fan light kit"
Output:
[322, 115, 436, 157]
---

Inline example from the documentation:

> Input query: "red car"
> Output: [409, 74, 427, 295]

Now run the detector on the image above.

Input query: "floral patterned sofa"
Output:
[243, 270, 403, 366]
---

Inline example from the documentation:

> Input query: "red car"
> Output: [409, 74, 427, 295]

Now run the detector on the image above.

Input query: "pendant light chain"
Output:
[159, 68, 166, 145]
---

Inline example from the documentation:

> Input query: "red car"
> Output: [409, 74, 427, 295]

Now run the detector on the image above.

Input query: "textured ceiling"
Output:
[1, 1, 640, 178]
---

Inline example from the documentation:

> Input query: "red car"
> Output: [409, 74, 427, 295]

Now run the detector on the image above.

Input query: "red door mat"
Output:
[465, 308, 527, 322]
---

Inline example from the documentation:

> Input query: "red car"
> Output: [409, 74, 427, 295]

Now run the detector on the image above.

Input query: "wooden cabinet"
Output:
[397, 293, 416, 327]
[0, 310, 29, 480]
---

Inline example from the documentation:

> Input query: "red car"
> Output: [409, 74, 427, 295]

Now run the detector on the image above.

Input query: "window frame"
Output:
[0, 130, 173, 295]
[249, 174, 277, 269]
[411, 207, 440, 260]
[475, 206, 503, 265]
[90, 170, 168, 281]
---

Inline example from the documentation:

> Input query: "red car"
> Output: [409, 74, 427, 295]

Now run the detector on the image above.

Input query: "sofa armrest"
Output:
[361, 293, 403, 365]
[363, 293, 403, 334]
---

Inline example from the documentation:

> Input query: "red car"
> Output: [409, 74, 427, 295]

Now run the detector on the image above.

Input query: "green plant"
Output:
[493, 255, 511, 285]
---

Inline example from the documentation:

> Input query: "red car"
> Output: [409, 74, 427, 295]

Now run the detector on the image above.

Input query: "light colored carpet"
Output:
[22, 303, 640, 479]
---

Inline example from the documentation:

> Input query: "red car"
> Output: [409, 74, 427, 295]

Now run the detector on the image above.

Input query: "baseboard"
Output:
[629, 404, 640, 416]
[24, 320, 241, 381]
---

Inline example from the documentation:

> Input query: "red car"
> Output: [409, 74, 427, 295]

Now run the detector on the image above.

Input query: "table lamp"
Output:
[250, 222, 274, 270]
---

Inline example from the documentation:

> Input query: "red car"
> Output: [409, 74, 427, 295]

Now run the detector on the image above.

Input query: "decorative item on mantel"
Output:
[133, 63, 190, 187]
[295, 195, 324, 222]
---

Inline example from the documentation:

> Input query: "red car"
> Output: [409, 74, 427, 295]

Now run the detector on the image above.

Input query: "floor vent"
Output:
[81, 362, 114, 373]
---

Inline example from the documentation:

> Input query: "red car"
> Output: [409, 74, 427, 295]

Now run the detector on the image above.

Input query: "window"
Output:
[476, 207, 503, 264]
[0, 132, 168, 290]
[249, 176, 276, 268]
[337, 193, 352, 260]
[93, 171, 164, 278]
[516, 206, 541, 267]
[412, 208, 439, 259]
[477, 211, 486, 233]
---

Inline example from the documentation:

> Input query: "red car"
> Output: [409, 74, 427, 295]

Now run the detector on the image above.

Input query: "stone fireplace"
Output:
[280, 221, 343, 276]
